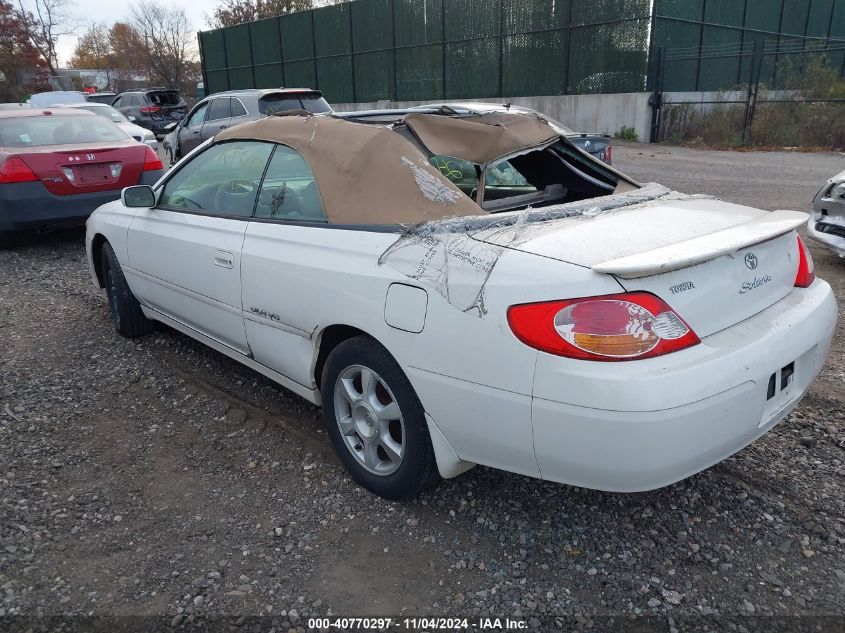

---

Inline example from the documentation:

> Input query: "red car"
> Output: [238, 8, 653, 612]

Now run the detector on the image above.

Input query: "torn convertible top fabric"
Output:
[403, 112, 561, 165]
[216, 114, 481, 225]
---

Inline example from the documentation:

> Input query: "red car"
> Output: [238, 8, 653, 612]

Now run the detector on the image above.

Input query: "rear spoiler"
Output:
[593, 210, 807, 279]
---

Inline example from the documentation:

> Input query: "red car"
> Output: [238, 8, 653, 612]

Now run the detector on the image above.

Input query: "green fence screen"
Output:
[198, 0, 845, 101]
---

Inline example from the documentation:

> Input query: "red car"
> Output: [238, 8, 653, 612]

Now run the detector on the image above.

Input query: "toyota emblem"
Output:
[744, 253, 758, 270]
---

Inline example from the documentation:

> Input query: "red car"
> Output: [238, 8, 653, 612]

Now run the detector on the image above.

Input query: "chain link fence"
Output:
[651, 39, 845, 147]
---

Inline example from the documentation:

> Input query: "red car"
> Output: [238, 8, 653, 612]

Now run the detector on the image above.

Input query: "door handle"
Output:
[213, 250, 234, 269]
[219, 125, 227, 130]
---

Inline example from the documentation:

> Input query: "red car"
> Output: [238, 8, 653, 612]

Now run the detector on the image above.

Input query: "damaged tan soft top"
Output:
[402, 112, 560, 165]
[216, 114, 481, 225]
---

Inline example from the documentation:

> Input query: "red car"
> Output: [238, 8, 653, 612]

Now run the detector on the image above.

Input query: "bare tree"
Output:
[16, 0, 77, 74]
[130, 0, 196, 88]
[208, 0, 314, 28]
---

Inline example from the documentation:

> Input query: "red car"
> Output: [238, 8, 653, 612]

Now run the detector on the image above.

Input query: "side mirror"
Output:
[122, 185, 155, 208]
[127, 115, 136, 122]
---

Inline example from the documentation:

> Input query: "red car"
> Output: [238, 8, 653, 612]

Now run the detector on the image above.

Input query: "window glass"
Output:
[485, 159, 534, 188]
[230, 98, 247, 117]
[79, 105, 127, 123]
[112, 97, 122, 107]
[186, 102, 208, 127]
[428, 155, 479, 198]
[206, 98, 231, 122]
[254, 145, 326, 222]
[0, 114, 129, 147]
[258, 93, 332, 115]
[159, 141, 273, 217]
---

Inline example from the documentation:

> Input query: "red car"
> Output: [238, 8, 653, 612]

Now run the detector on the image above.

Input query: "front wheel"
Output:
[321, 336, 439, 499]
[101, 242, 152, 338]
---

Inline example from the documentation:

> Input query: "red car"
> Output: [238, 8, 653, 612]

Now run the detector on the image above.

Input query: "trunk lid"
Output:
[16, 142, 147, 195]
[473, 198, 806, 337]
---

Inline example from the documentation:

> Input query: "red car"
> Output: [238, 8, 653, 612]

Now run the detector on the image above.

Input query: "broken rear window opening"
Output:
[148, 91, 182, 106]
[429, 140, 619, 213]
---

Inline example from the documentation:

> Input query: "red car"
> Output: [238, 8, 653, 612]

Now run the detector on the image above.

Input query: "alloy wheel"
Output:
[332, 364, 405, 476]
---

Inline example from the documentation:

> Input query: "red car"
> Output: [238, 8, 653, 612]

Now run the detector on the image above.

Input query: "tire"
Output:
[0, 231, 15, 250]
[101, 242, 152, 338]
[321, 336, 439, 499]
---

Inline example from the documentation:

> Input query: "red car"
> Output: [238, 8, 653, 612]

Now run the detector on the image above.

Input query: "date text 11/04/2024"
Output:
[306, 617, 528, 630]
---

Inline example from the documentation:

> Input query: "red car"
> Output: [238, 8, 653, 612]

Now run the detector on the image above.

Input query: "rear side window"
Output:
[255, 145, 326, 222]
[428, 155, 479, 198]
[207, 98, 231, 122]
[0, 114, 128, 147]
[148, 91, 182, 106]
[231, 98, 247, 117]
[158, 141, 273, 217]
[259, 93, 331, 115]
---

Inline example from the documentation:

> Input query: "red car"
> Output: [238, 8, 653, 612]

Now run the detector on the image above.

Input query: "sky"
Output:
[48, 0, 214, 66]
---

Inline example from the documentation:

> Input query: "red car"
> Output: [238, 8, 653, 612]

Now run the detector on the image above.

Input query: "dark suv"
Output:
[112, 89, 187, 137]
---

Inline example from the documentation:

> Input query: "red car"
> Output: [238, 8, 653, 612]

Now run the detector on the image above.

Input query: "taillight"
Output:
[143, 145, 163, 171]
[795, 235, 815, 288]
[604, 144, 612, 164]
[507, 292, 701, 361]
[0, 156, 38, 184]
[140, 106, 160, 113]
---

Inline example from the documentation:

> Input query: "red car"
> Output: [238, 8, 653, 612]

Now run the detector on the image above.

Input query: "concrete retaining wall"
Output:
[332, 93, 653, 142]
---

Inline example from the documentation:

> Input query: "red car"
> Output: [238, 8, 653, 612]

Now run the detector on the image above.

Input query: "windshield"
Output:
[0, 114, 128, 147]
[259, 93, 332, 115]
[79, 105, 127, 123]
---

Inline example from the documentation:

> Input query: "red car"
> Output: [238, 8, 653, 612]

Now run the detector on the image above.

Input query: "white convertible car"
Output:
[85, 110, 837, 499]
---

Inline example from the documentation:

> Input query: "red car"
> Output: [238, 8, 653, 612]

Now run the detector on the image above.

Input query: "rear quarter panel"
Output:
[240, 222, 623, 475]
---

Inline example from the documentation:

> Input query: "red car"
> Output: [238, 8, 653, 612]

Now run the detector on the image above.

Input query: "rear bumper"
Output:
[531, 280, 837, 491]
[0, 171, 162, 233]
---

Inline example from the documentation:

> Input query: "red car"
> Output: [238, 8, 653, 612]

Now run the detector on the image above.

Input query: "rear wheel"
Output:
[101, 242, 152, 338]
[321, 336, 439, 499]
[0, 231, 15, 250]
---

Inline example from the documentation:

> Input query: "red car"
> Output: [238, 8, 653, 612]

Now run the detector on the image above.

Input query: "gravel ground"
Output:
[1, 145, 845, 632]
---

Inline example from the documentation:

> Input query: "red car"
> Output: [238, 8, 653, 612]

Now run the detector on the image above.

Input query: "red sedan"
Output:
[0, 108, 164, 248]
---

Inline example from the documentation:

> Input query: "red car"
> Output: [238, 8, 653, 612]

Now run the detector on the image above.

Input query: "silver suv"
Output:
[164, 88, 331, 164]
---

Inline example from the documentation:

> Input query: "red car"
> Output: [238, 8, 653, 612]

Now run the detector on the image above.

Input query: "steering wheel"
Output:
[168, 194, 201, 209]
[214, 179, 258, 211]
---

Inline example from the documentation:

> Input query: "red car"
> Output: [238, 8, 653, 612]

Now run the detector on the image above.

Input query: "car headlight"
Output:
[144, 131, 156, 141]
[830, 181, 845, 199]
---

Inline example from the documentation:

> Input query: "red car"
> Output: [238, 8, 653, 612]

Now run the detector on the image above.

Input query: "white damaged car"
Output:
[85, 111, 837, 499]
[808, 169, 845, 258]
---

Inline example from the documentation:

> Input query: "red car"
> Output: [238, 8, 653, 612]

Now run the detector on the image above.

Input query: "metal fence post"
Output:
[498, 0, 504, 98]
[391, 0, 398, 101]
[221, 30, 230, 92]
[197, 32, 210, 96]
[277, 17, 286, 88]
[441, 0, 447, 99]
[649, 47, 665, 143]
[741, 39, 762, 145]
[248, 25, 257, 89]
[694, 0, 707, 91]
[349, 2, 357, 103]
[310, 11, 319, 94]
